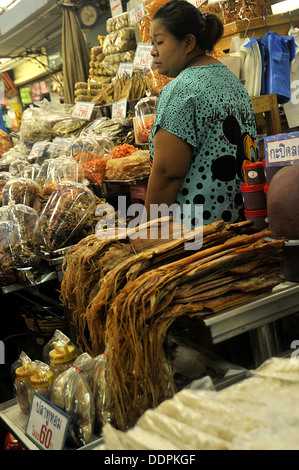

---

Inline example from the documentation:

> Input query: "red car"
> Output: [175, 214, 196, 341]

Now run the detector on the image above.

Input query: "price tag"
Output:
[133, 43, 153, 70]
[187, 0, 207, 7]
[109, 0, 123, 17]
[112, 98, 128, 120]
[129, 2, 145, 25]
[117, 62, 134, 77]
[72, 101, 95, 121]
[25, 393, 70, 450]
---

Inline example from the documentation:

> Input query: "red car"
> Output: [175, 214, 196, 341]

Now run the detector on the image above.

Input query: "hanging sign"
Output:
[112, 98, 128, 120]
[72, 101, 95, 121]
[117, 62, 134, 77]
[109, 0, 123, 17]
[129, 2, 146, 25]
[25, 393, 69, 450]
[133, 43, 153, 70]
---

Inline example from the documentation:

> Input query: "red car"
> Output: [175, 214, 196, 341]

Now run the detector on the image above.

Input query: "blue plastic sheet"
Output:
[263, 31, 297, 104]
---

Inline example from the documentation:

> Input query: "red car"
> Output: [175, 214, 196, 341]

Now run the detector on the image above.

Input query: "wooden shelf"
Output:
[217, 9, 299, 51]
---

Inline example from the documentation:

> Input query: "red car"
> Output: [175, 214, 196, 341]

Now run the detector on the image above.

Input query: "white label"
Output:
[72, 101, 95, 121]
[266, 136, 299, 165]
[117, 62, 134, 77]
[25, 393, 69, 450]
[187, 0, 207, 7]
[133, 43, 153, 70]
[112, 98, 128, 120]
[129, 2, 145, 25]
[109, 0, 123, 17]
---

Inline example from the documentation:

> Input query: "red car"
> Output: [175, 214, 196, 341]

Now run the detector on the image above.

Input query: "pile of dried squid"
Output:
[60, 218, 285, 431]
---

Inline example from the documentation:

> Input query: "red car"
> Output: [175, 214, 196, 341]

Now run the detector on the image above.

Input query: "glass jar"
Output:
[14, 363, 36, 414]
[49, 343, 77, 379]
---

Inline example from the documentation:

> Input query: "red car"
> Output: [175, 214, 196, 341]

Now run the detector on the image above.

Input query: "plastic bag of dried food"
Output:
[20, 163, 41, 181]
[47, 137, 74, 159]
[106, 12, 129, 33]
[0, 172, 11, 204]
[103, 28, 136, 56]
[51, 353, 95, 447]
[2, 177, 43, 212]
[28, 140, 51, 163]
[0, 203, 42, 271]
[43, 329, 81, 365]
[20, 118, 52, 148]
[0, 129, 12, 158]
[42, 156, 86, 196]
[106, 150, 151, 180]
[13, 352, 37, 415]
[134, 96, 157, 143]
[145, 68, 173, 96]
[35, 181, 97, 251]
[51, 118, 87, 138]
[91, 353, 113, 432]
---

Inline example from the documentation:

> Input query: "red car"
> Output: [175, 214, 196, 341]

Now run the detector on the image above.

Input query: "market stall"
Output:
[1, 0, 299, 451]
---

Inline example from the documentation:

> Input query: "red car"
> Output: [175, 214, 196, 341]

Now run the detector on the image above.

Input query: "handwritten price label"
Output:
[133, 43, 153, 70]
[112, 98, 127, 120]
[187, 0, 207, 7]
[109, 0, 123, 17]
[117, 62, 133, 78]
[129, 3, 145, 25]
[72, 101, 95, 121]
[25, 393, 69, 450]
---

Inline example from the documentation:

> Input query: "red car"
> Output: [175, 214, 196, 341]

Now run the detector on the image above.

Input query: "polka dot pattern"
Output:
[149, 64, 257, 229]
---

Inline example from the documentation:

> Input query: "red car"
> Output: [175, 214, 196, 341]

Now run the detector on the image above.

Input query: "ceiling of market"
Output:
[0, 0, 110, 74]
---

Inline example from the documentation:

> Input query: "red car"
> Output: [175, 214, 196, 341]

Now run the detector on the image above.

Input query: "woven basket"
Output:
[24, 315, 66, 335]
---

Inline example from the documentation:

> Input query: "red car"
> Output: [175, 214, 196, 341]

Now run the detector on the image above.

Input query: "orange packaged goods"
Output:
[146, 69, 173, 96]
[138, 0, 171, 43]
[0, 129, 12, 158]
[106, 150, 151, 181]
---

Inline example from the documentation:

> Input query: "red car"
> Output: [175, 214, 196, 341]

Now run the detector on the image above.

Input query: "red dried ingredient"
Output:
[107, 143, 139, 160]
[81, 157, 110, 184]
[137, 117, 155, 143]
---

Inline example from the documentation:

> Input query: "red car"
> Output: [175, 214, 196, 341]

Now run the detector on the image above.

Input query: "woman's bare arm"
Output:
[143, 128, 192, 220]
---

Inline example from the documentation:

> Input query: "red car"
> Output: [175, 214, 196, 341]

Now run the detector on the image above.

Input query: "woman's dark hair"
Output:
[152, 0, 223, 52]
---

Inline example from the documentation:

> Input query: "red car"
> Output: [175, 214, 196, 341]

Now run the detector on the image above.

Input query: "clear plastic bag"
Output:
[20, 117, 52, 148]
[35, 181, 97, 251]
[134, 96, 157, 144]
[2, 177, 42, 212]
[43, 329, 80, 365]
[106, 12, 129, 33]
[13, 352, 37, 415]
[51, 353, 96, 447]
[49, 340, 77, 379]
[103, 28, 136, 56]
[92, 353, 113, 432]
[0, 203, 41, 274]
[42, 156, 86, 196]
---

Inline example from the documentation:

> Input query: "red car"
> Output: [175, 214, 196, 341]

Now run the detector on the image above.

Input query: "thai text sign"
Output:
[264, 131, 299, 166]
[25, 393, 69, 450]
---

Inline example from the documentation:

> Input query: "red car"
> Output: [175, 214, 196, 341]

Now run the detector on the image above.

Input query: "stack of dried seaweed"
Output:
[60, 219, 285, 430]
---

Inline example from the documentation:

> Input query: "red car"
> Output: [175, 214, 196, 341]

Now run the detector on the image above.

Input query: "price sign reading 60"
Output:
[26, 393, 70, 450]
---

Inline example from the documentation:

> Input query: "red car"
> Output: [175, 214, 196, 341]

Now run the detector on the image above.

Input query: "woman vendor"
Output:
[143, 0, 257, 229]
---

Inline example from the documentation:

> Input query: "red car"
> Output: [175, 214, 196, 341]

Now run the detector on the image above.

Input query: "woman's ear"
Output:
[185, 34, 197, 53]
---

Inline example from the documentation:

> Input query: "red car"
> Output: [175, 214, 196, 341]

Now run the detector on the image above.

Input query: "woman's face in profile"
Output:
[150, 19, 187, 78]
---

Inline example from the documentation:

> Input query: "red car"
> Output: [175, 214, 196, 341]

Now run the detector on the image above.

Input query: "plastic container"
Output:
[14, 362, 37, 414]
[244, 208, 268, 231]
[28, 367, 54, 402]
[134, 96, 157, 144]
[241, 183, 267, 210]
[244, 161, 265, 185]
[49, 343, 77, 379]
